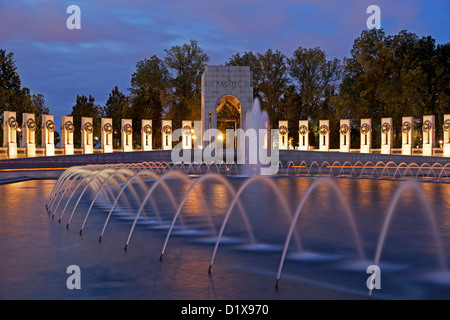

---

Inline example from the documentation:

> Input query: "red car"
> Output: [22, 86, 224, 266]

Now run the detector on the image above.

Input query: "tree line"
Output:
[1, 29, 449, 149]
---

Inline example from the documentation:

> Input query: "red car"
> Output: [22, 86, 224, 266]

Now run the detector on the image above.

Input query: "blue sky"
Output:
[0, 0, 449, 123]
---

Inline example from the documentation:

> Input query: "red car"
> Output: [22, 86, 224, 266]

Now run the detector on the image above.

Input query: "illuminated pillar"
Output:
[443, 114, 450, 157]
[61, 116, 74, 155]
[141, 120, 152, 151]
[401, 116, 414, 155]
[278, 120, 288, 150]
[121, 119, 133, 152]
[42, 114, 55, 156]
[101, 118, 113, 153]
[422, 115, 435, 156]
[319, 120, 330, 152]
[360, 118, 372, 154]
[380, 117, 393, 155]
[23, 113, 36, 157]
[339, 119, 351, 152]
[298, 120, 309, 151]
[3, 111, 18, 158]
[182, 120, 193, 149]
[162, 120, 172, 150]
[81, 117, 94, 154]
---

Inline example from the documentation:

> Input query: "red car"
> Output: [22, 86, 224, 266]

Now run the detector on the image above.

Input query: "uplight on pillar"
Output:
[319, 120, 330, 152]
[42, 114, 55, 156]
[298, 120, 309, 151]
[278, 121, 288, 150]
[182, 120, 193, 149]
[3, 111, 18, 158]
[401, 116, 414, 155]
[443, 114, 450, 157]
[101, 118, 113, 153]
[422, 115, 435, 156]
[61, 116, 74, 155]
[339, 119, 351, 152]
[81, 117, 94, 154]
[121, 119, 133, 152]
[23, 113, 36, 157]
[360, 119, 372, 154]
[162, 120, 172, 150]
[380, 118, 393, 155]
[141, 120, 152, 151]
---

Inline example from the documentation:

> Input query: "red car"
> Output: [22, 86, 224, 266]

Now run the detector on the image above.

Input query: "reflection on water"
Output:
[0, 175, 449, 300]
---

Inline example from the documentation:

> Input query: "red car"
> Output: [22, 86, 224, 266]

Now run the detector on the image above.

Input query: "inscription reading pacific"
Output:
[216, 81, 244, 87]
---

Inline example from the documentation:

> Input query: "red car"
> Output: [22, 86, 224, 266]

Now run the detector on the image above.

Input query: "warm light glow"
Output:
[192, 134, 197, 140]
[218, 133, 224, 141]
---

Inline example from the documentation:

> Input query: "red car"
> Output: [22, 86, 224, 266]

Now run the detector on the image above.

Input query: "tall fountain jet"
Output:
[239, 98, 277, 176]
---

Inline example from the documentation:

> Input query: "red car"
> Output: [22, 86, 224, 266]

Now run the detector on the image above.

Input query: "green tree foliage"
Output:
[103, 86, 130, 148]
[340, 29, 449, 147]
[227, 49, 290, 126]
[1, 49, 50, 146]
[164, 39, 210, 127]
[129, 55, 169, 148]
[288, 46, 342, 147]
[130, 84, 164, 148]
[0, 49, 21, 111]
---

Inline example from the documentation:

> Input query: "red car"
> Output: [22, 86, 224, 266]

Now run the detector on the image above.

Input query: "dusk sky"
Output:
[1, 0, 449, 124]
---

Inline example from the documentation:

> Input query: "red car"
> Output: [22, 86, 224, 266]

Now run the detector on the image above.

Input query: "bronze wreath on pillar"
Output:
[360, 123, 371, 135]
[143, 124, 152, 135]
[27, 118, 37, 132]
[163, 125, 172, 135]
[84, 122, 94, 134]
[8, 117, 18, 130]
[422, 120, 433, 133]
[298, 125, 308, 136]
[46, 120, 55, 132]
[279, 125, 288, 136]
[65, 121, 75, 133]
[319, 124, 329, 135]
[381, 122, 391, 134]
[401, 122, 411, 134]
[183, 125, 192, 134]
[339, 124, 349, 135]
[103, 123, 113, 135]
[123, 124, 133, 135]
[443, 119, 450, 132]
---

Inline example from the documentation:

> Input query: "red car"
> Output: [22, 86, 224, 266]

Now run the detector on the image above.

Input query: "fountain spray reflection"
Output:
[46, 160, 450, 299]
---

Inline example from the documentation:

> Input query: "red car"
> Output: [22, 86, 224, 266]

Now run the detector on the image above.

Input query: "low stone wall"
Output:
[278, 150, 450, 165]
[0, 149, 448, 171]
